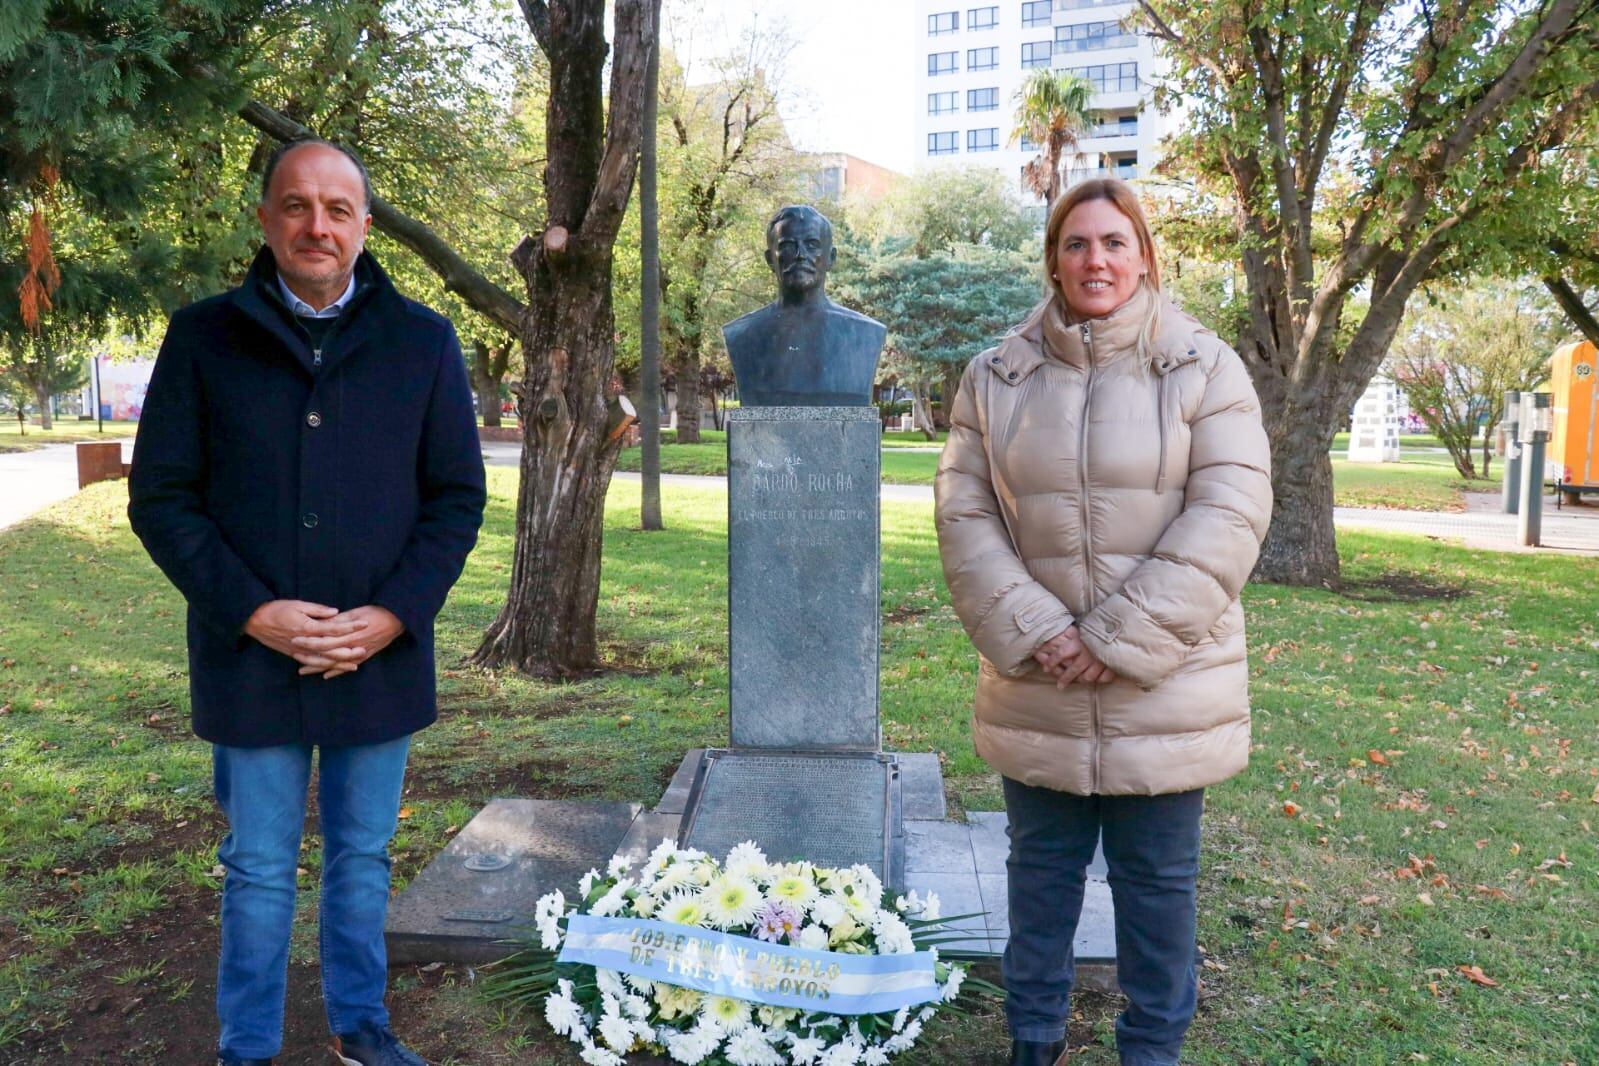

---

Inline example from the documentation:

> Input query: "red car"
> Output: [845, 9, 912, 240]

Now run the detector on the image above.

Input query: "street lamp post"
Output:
[1516, 392, 1551, 547]
[1500, 389, 1520, 515]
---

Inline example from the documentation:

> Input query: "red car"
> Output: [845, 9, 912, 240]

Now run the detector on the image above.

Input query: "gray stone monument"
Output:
[673, 205, 905, 885]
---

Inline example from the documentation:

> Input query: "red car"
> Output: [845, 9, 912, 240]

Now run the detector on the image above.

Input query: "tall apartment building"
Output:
[912, 0, 1164, 197]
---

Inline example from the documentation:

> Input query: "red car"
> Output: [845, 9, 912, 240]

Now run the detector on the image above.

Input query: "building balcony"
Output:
[1056, 0, 1133, 11]
[1083, 119, 1138, 138]
[1068, 163, 1139, 183]
[1054, 33, 1139, 53]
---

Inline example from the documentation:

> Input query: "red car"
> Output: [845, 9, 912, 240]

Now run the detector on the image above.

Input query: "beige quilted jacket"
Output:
[934, 287, 1272, 796]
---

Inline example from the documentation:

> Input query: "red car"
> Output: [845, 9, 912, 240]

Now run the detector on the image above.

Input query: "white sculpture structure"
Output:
[1347, 373, 1402, 463]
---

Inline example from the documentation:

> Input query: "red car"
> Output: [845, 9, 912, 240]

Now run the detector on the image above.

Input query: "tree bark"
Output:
[473, 0, 654, 676]
[1255, 419, 1340, 587]
[1545, 275, 1599, 346]
[673, 342, 703, 443]
[33, 381, 52, 431]
[910, 383, 937, 440]
[471, 340, 504, 427]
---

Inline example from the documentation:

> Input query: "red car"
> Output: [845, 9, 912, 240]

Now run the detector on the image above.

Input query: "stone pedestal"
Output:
[672, 407, 905, 886]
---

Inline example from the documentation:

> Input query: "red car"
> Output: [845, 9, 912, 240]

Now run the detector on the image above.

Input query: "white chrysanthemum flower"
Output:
[654, 858, 699, 894]
[607, 852, 634, 879]
[796, 923, 829, 950]
[848, 864, 883, 902]
[883, 1016, 923, 1053]
[596, 968, 626, 1001]
[702, 874, 761, 929]
[658, 889, 708, 928]
[534, 889, 567, 950]
[579, 869, 601, 898]
[756, 1004, 801, 1028]
[641, 836, 678, 882]
[819, 1038, 864, 1066]
[768, 873, 819, 911]
[537, 914, 563, 951]
[544, 979, 583, 1037]
[810, 894, 846, 927]
[871, 911, 914, 955]
[862, 1046, 889, 1066]
[622, 992, 650, 1020]
[890, 1007, 909, 1033]
[787, 1034, 826, 1064]
[662, 1025, 718, 1065]
[839, 886, 876, 920]
[591, 878, 634, 917]
[598, 1011, 636, 1053]
[919, 891, 941, 921]
[940, 965, 966, 1002]
[725, 1025, 785, 1066]
[702, 994, 752, 1031]
[579, 1041, 624, 1066]
[632, 891, 659, 917]
[724, 840, 769, 878]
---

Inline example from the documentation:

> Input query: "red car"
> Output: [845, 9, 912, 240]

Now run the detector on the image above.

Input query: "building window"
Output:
[967, 46, 998, 70]
[967, 87, 999, 111]
[928, 11, 959, 34]
[1020, 133, 1040, 152]
[1022, 41, 1053, 67]
[1066, 61, 1138, 92]
[1022, 0, 1053, 26]
[1056, 20, 1137, 52]
[929, 91, 959, 115]
[968, 127, 1000, 152]
[1057, 0, 1123, 10]
[967, 5, 999, 29]
[928, 51, 958, 76]
[929, 131, 959, 155]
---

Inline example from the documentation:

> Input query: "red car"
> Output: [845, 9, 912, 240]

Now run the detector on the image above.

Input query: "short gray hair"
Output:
[260, 138, 372, 211]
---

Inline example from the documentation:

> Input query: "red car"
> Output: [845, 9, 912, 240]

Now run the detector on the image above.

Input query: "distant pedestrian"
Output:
[935, 178, 1271, 1066]
[128, 138, 485, 1066]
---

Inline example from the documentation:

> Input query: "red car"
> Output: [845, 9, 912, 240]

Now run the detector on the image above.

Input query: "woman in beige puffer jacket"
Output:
[935, 180, 1271, 1066]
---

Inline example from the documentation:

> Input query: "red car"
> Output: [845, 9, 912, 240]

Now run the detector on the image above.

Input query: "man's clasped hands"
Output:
[244, 600, 405, 679]
[1033, 624, 1117, 687]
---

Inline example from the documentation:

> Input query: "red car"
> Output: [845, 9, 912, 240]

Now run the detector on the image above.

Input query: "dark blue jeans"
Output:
[213, 736, 410, 1059]
[1002, 777, 1204, 1066]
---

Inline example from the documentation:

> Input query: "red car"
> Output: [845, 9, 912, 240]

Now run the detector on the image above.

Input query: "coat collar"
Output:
[985, 287, 1208, 386]
[230, 247, 403, 374]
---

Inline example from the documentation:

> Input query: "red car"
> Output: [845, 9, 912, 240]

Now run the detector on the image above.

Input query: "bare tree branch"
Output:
[518, 0, 552, 55]
[1545, 274, 1599, 345]
[582, 0, 654, 247]
[236, 98, 527, 335]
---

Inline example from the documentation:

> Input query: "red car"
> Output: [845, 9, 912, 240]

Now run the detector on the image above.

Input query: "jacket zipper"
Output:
[1078, 321, 1102, 794]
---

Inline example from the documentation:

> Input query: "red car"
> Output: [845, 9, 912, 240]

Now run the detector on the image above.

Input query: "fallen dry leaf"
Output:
[1282, 801, 1301, 817]
[1368, 749, 1391, 766]
[1358, 894, 1382, 905]
[397, 806, 414, 820]
[1457, 964, 1499, 988]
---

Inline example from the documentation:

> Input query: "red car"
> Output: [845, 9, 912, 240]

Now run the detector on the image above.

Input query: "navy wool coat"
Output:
[128, 249, 487, 747]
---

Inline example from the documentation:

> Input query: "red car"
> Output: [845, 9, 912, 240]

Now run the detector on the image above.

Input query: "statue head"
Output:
[764, 205, 836, 302]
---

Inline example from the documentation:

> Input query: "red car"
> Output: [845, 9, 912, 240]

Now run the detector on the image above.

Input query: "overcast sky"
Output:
[667, 0, 917, 174]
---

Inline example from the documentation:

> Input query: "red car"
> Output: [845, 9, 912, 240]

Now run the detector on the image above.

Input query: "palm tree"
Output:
[1010, 68, 1098, 210]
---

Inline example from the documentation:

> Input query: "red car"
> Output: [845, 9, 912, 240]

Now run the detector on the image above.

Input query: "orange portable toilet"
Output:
[1549, 339, 1598, 504]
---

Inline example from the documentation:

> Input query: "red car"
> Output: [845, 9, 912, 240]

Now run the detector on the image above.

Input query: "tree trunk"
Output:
[910, 383, 937, 441]
[472, 340, 502, 427]
[1481, 424, 1494, 481]
[34, 382, 52, 431]
[472, 0, 653, 677]
[674, 354, 702, 443]
[1254, 418, 1341, 587]
[639, 0, 663, 530]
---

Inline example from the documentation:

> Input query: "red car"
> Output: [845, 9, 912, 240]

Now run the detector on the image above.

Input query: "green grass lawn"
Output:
[2, 476, 1595, 1062]
[0, 420, 139, 453]
[620, 438, 1488, 510]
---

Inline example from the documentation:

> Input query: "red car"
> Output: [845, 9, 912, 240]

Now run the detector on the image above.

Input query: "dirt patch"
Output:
[1339, 571, 1472, 602]
[883, 602, 933, 625]
[405, 754, 600, 803]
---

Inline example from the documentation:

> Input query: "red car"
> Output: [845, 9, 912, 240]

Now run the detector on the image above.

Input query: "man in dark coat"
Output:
[128, 139, 486, 1066]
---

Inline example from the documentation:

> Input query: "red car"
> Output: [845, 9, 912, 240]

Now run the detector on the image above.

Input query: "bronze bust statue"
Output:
[722, 205, 885, 406]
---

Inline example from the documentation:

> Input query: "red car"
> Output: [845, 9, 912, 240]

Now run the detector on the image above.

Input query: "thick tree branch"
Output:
[582, 0, 654, 248]
[237, 98, 528, 334]
[1546, 274, 1599, 345]
[518, 0, 552, 55]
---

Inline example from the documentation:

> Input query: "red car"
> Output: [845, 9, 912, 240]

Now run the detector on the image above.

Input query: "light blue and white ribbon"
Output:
[558, 915, 940, 1016]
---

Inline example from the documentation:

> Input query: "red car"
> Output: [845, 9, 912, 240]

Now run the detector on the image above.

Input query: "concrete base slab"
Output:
[385, 798, 638, 964]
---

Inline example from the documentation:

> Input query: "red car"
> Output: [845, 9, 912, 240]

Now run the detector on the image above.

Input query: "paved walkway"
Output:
[9, 442, 1596, 556]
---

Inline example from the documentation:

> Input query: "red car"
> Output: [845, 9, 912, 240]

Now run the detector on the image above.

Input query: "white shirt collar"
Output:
[276, 271, 356, 318]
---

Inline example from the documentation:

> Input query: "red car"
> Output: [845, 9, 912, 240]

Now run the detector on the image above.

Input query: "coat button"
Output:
[306, 411, 322, 428]
[301, 512, 319, 529]
[1007, 371, 1018, 380]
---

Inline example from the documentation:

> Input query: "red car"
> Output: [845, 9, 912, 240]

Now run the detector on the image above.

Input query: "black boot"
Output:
[1009, 1038, 1066, 1066]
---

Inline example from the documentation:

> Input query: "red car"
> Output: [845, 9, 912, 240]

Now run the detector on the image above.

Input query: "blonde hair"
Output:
[1043, 178, 1162, 367]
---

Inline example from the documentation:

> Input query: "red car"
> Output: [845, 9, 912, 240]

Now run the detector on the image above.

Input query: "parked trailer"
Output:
[1549, 339, 1599, 507]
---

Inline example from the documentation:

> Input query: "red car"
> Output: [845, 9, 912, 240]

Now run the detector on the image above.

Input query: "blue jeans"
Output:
[213, 736, 411, 1059]
[1001, 777, 1204, 1066]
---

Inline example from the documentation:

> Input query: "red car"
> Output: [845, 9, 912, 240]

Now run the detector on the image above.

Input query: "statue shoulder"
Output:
[825, 303, 886, 338]
[723, 302, 779, 343]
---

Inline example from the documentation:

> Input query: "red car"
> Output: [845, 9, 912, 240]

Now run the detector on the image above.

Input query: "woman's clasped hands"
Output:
[1033, 625, 1117, 688]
